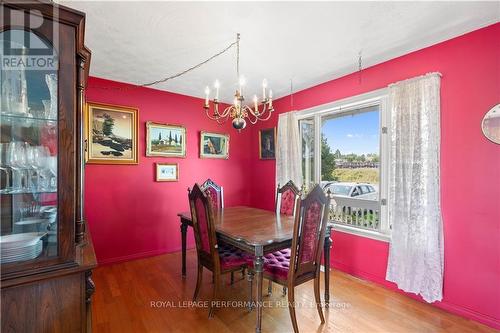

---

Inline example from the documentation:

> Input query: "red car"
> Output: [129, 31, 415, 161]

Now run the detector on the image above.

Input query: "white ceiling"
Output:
[59, 1, 499, 103]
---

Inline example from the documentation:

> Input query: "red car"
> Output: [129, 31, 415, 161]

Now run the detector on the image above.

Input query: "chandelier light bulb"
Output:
[214, 80, 220, 99]
[205, 86, 210, 106]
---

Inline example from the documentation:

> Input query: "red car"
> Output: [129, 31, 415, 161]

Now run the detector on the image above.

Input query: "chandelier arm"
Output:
[204, 103, 229, 121]
[243, 106, 260, 125]
[245, 104, 273, 122]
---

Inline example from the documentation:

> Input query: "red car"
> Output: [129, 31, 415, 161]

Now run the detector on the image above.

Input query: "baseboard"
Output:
[97, 246, 189, 266]
[331, 260, 500, 330]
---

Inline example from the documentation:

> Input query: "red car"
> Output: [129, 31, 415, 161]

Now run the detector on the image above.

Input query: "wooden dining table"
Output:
[177, 206, 333, 333]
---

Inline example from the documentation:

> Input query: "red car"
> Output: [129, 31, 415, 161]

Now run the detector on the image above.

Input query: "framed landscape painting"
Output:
[156, 163, 179, 182]
[200, 131, 229, 159]
[146, 122, 186, 157]
[259, 127, 276, 159]
[86, 102, 139, 164]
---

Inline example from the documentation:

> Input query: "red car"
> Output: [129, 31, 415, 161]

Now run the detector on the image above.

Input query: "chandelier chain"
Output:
[89, 37, 239, 91]
[236, 33, 240, 80]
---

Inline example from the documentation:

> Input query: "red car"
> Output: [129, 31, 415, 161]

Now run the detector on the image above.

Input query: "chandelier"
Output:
[203, 33, 274, 131]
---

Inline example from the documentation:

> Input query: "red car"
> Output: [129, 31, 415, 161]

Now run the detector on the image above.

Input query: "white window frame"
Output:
[296, 88, 391, 242]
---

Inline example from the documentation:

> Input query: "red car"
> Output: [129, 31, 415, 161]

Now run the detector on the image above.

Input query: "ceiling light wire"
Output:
[88, 36, 239, 91]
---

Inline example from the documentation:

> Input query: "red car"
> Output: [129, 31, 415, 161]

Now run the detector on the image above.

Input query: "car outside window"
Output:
[331, 185, 352, 196]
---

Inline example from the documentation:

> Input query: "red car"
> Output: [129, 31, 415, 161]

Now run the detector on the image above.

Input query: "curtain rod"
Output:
[388, 72, 442, 87]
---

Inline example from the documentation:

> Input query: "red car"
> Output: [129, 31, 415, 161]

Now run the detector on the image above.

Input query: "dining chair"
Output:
[200, 178, 244, 284]
[269, 180, 301, 295]
[188, 184, 249, 318]
[249, 184, 330, 333]
[201, 178, 224, 210]
[275, 180, 301, 217]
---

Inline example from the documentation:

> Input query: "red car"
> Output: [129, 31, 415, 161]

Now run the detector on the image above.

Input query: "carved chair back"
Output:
[288, 184, 330, 282]
[201, 179, 224, 210]
[188, 184, 221, 272]
[275, 180, 301, 216]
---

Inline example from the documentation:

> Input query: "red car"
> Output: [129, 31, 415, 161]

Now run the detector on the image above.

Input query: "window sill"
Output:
[331, 223, 391, 243]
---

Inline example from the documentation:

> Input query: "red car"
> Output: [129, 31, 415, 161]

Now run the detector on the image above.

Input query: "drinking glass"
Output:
[0, 143, 11, 193]
[7, 142, 26, 192]
[35, 146, 50, 191]
[47, 156, 57, 191]
[25, 144, 39, 190]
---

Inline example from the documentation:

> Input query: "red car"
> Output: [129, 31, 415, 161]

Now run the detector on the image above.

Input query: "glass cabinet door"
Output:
[0, 29, 59, 264]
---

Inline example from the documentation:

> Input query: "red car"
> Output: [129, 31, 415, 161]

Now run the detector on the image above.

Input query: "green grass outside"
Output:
[332, 168, 379, 183]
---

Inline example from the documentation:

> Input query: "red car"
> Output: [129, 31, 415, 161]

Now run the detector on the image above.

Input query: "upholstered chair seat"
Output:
[218, 243, 252, 271]
[246, 249, 291, 281]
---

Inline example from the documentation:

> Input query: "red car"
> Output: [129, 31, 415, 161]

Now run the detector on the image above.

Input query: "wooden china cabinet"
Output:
[1, 1, 96, 332]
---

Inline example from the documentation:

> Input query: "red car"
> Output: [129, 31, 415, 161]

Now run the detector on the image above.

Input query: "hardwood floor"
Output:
[92, 250, 497, 333]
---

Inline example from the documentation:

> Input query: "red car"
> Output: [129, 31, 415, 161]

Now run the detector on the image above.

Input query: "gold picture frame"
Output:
[259, 127, 277, 160]
[146, 122, 186, 157]
[200, 131, 229, 159]
[156, 163, 179, 182]
[85, 102, 139, 164]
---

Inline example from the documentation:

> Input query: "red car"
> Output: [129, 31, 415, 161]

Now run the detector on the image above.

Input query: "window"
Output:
[298, 89, 390, 241]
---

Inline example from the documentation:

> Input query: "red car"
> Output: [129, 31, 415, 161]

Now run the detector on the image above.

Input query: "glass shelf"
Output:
[0, 113, 57, 123]
[1, 189, 57, 195]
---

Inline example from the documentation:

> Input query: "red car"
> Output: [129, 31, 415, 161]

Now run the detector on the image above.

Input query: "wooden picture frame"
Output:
[259, 127, 277, 159]
[200, 131, 230, 159]
[85, 102, 139, 164]
[146, 122, 186, 157]
[156, 163, 179, 182]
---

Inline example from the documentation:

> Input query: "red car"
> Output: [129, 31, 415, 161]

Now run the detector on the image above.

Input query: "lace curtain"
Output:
[386, 73, 444, 303]
[276, 112, 302, 189]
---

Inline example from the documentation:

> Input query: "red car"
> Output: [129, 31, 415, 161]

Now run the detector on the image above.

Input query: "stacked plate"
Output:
[0, 232, 46, 264]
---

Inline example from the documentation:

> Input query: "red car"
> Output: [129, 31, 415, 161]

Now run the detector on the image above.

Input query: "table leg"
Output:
[181, 221, 188, 277]
[324, 227, 332, 307]
[254, 246, 264, 333]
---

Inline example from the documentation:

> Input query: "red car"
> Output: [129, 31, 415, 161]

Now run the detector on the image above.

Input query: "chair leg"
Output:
[242, 267, 246, 278]
[193, 264, 203, 301]
[267, 280, 273, 295]
[314, 276, 325, 324]
[208, 273, 220, 318]
[282, 286, 287, 296]
[230, 271, 234, 285]
[287, 286, 299, 333]
[247, 270, 254, 311]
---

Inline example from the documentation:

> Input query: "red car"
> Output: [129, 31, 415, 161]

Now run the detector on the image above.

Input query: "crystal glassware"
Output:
[45, 74, 58, 119]
[0, 143, 11, 193]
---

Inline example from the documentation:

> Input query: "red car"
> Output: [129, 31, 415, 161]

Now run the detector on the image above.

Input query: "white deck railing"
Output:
[329, 196, 380, 231]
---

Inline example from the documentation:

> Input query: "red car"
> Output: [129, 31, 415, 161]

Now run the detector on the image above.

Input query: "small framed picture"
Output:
[85, 102, 139, 164]
[146, 122, 186, 157]
[156, 163, 179, 182]
[200, 131, 229, 159]
[259, 127, 276, 159]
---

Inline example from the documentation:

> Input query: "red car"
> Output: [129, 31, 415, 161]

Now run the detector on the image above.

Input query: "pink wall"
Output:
[84, 78, 252, 264]
[247, 23, 500, 328]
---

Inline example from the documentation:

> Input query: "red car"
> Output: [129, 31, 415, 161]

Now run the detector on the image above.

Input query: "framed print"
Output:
[156, 163, 179, 182]
[259, 127, 276, 159]
[85, 102, 139, 164]
[146, 122, 186, 157]
[200, 131, 229, 159]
